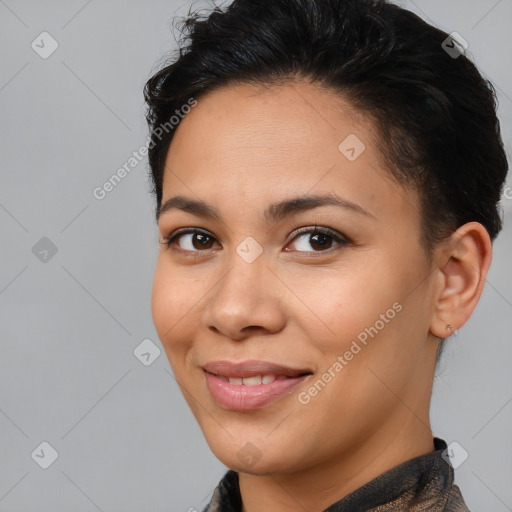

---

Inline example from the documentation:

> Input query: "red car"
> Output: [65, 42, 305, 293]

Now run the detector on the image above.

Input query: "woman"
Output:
[144, 0, 508, 510]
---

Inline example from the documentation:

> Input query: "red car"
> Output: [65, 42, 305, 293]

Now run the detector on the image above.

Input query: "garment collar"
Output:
[203, 437, 468, 512]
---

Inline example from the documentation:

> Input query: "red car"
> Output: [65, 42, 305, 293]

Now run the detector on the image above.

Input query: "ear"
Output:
[429, 222, 493, 339]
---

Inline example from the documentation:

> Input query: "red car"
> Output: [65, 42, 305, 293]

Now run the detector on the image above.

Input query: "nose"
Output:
[201, 249, 287, 341]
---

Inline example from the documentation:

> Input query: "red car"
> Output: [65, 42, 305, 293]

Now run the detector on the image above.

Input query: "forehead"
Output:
[162, 81, 420, 227]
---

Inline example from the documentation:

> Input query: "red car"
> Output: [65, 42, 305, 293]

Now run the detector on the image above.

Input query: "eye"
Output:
[161, 225, 350, 255]
[162, 228, 220, 252]
[285, 225, 349, 253]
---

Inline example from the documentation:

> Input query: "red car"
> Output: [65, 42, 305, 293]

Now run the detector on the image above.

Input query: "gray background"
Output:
[0, 0, 511, 510]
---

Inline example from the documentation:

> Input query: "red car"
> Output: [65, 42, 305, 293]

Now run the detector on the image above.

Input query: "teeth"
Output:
[224, 374, 281, 385]
[243, 375, 262, 386]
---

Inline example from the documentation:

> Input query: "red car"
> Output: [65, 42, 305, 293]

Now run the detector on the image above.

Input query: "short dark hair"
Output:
[144, 0, 508, 258]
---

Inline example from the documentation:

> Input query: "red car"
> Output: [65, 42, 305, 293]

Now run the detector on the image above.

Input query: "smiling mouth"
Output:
[204, 372, 311, 386]
[202, 360, 313, 410]
[202, 359, 313, 377]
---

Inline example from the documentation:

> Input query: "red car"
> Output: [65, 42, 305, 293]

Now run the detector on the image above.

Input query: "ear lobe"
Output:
[429, 222, 492, 339]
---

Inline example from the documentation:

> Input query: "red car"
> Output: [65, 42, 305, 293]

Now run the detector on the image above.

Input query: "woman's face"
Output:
[152, 81, 441, 475]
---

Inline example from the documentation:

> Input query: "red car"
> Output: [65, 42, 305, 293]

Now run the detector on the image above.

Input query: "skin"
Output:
[151, 80, 492, 512]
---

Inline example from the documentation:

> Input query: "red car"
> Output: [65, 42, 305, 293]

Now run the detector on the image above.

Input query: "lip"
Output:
[203, 359, 312, 411]
[203, 359, 312, 378]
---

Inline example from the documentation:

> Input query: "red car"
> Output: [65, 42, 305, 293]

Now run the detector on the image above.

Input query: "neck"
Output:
[239, 414, 434, 512]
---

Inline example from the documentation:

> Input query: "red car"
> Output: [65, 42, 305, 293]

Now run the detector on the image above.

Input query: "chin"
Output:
[204, 433, 300, 475]
[219, 453, 290, 476]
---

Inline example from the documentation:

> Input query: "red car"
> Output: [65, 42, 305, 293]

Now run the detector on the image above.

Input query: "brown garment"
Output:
[202, 438, 470, 511]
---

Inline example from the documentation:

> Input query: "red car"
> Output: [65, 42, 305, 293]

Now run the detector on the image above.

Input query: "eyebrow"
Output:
[157, 193, 375, 223]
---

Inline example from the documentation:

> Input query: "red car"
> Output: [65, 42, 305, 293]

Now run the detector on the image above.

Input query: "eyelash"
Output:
[161, 224, 351, 257]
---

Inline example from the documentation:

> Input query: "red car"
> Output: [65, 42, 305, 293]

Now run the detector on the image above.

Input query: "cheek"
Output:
[296, 259, 424, 401]
[151, 258, 200, 358]
[290, 265, 396, 355]
[308, 271, 430, 409]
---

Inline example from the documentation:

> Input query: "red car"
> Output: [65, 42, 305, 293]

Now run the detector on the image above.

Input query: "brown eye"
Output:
[287, 227, 349, 252]
[164, 229, 220, 251]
